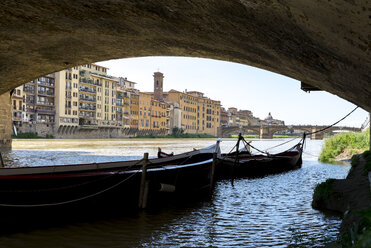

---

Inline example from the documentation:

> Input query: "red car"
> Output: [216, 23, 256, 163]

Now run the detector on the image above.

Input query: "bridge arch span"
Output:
[221, 126, 261, 138]
[0, 1, 369, 113]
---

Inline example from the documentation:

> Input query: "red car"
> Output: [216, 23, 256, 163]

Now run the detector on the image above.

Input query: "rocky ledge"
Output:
[312, 152, 371, 247]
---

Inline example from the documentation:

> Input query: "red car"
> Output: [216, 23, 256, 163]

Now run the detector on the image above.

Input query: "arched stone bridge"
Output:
[219, 125, 362, 140]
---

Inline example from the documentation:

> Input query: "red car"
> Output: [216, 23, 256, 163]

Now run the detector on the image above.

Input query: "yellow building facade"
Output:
[166, 90, 220, 136]
[138, 92, 167, 132]
[11, 86, 25, 125]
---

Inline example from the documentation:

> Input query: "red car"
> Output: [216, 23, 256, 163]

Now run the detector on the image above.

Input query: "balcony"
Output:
[79, 113, 95, 119]
[79, 106, 96, 111]
[23, 89, 35, 94]
[79, 70, 86, 77]
[37, 81, 55, 87]
[37, 109, 55, 115]
[38, 91, 54, 97]
[36, 102, 54, 106]
[79, 88, 96, 94]
[79, 77, 102, 86]
[79, 97, 96, 102]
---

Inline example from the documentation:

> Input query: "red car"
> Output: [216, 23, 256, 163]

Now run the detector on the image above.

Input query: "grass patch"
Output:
[318, 130, 370, 163]
[12, 132, 54, 139]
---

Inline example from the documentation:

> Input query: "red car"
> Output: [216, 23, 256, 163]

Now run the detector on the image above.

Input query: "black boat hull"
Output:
[0, 153, 214, 212]
[216, 150, 302, 179]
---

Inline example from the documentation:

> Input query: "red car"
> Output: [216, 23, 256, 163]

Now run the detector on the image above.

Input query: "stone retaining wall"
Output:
[0, 93, 12, 149]
[15, 123, 167, 139]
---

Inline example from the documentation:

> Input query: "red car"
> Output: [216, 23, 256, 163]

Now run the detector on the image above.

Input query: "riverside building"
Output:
[12, 64, 137, 137]
[165, 90, 221, 136]
[10, 86, 26, 126]
[11, 68, 221, 138]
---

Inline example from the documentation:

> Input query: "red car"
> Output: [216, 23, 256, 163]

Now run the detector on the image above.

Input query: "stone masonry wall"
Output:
[0, 93, 12, 149]
[16, 123, 55, 137]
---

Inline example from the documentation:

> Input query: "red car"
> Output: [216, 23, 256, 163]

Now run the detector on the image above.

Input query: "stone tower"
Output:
[153, 72, 164, 101]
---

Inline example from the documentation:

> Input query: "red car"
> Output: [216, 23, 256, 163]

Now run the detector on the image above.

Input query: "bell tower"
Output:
[153, 72, 164, 101]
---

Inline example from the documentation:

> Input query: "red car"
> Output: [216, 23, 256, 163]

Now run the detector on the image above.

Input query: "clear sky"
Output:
[97, 56, 368, 127]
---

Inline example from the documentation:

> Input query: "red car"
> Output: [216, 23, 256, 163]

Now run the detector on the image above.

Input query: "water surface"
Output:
[0, 138, 349, 247]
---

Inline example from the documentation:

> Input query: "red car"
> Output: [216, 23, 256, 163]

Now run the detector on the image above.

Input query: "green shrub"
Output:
[313, 179, 335, 203]
[319, 130, 370, 163]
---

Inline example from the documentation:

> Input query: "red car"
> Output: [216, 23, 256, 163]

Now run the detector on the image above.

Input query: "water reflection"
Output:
[0, 138, 349, 247]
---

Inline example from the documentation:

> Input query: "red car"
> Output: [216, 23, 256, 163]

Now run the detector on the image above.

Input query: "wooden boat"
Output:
[217, 134, 304, 179]
[0, 141, 221, 212]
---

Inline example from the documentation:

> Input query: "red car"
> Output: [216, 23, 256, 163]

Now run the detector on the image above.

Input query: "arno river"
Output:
[0, 138, 350, 247]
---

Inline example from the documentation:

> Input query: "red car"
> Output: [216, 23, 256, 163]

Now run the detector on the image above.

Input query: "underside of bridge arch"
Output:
[0, 0, 369, 112]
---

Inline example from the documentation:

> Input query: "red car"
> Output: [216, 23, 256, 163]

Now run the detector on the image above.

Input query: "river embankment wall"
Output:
[14, 124, 167, 139]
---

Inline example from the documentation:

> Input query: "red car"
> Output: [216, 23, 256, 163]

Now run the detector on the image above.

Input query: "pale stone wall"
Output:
[53, 127, 165, 139]
[16, 123, 55, 137]
[0, 93, 12, 149]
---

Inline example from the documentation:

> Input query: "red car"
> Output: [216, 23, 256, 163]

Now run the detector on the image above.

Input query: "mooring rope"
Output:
[0, 157, 150, 207]
[305, 106, 359, 135]
[0, 158, 147, 193]
[252, 106, 359, 153]
[264, 137, 300, 151]
[0, 169, 141, 208]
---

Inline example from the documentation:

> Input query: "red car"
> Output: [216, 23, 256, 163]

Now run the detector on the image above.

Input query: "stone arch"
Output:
[221, 126, 261, 137]
[270, 126, 311, 137]
[0, 1, 369, 113]
[56, 125, 64, 135]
